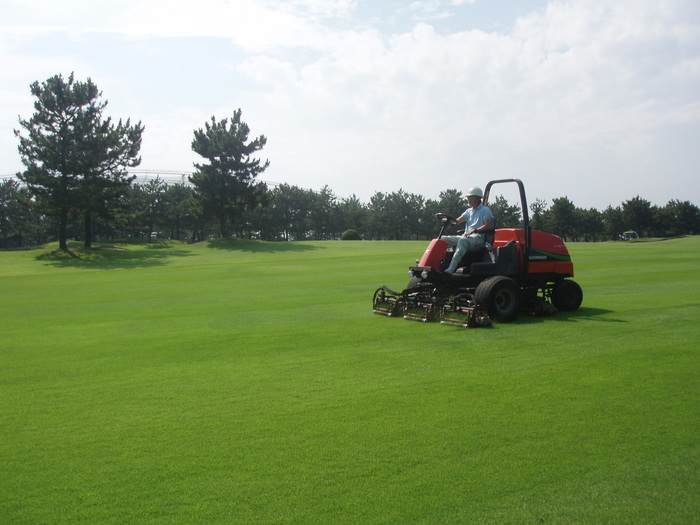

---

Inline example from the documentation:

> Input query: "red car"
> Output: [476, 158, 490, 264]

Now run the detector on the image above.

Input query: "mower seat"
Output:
[470, 240, 520, 276]
[484, 219, 496, 245]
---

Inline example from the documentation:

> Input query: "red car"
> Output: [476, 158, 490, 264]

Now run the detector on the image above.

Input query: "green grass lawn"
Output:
[1, 237, 698, 524]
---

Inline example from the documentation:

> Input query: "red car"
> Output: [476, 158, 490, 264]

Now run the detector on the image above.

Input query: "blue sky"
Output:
[2, 0, 699, 210]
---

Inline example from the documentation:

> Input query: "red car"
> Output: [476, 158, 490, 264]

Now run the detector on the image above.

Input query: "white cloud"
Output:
[229, 0, 700, 206]
[267, 0, 358, 18]
[1, 0, 339, 51]
[119, 0, 334, 52]
[138, 107, 211, 171]
[2, 0, 699, 208]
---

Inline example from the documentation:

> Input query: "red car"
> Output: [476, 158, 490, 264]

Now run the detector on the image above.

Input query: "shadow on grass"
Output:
[560, 306, 624, 322]
[205, 238, 324, 253]
[35, 241, 196, 270]
[520, 306, 624, 324]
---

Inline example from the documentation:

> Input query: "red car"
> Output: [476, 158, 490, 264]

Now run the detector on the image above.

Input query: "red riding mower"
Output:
[373, 179, 583, 327]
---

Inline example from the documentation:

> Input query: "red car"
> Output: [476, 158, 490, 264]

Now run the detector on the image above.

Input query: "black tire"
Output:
[475, 276, 523, 322]
[551, 280, 583, 311]
[407, 276, 422, 289]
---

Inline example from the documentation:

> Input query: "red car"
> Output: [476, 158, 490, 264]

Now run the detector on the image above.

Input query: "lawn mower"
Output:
[372, 179, 583, 326]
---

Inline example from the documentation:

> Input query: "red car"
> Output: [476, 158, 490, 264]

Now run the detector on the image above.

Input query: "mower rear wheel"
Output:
[475, 275, 522, 322]
[551, 279, 583, 311]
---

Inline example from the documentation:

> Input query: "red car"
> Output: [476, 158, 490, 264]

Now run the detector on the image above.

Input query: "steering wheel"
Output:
[435, 213, 458, 224]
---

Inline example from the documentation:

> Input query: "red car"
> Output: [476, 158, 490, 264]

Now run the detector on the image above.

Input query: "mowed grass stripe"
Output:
[1, 237, 698, 523]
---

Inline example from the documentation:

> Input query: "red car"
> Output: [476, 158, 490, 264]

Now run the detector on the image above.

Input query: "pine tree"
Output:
[190, 110, 269, 238]
[15, 73, 143, 249]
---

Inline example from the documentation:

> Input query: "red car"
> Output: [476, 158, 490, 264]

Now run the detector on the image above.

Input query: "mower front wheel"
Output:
[475, 276, 522, 322]
[407, 275, 422, 289]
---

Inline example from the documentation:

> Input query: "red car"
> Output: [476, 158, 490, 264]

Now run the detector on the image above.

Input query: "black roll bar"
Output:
[483, 178, 530, 273]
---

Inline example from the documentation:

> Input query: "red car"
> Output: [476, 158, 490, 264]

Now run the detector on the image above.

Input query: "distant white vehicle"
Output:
[621, 231, 639, 241]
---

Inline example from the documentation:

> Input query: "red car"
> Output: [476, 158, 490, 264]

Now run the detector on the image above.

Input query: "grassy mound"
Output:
[1, 237, 698, 523]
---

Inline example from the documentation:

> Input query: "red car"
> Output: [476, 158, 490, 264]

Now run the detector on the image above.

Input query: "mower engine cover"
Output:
[495, 229, 574, 277]
[418, 238, 448, 269]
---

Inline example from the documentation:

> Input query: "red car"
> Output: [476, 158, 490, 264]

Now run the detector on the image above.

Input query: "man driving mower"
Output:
[441, 186, 493, 274]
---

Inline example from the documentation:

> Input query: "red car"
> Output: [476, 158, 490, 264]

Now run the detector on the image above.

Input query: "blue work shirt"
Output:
[460, 204, 493, 232]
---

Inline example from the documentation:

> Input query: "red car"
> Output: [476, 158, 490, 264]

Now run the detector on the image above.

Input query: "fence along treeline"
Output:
[1, 175, 699, 248]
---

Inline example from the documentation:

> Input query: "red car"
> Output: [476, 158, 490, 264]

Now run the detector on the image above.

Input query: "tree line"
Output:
[1, 73, 698, 249]
[3, 175, 698, 249]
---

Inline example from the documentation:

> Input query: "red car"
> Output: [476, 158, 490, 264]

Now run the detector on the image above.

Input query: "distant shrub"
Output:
[341, 229, 362, 240]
